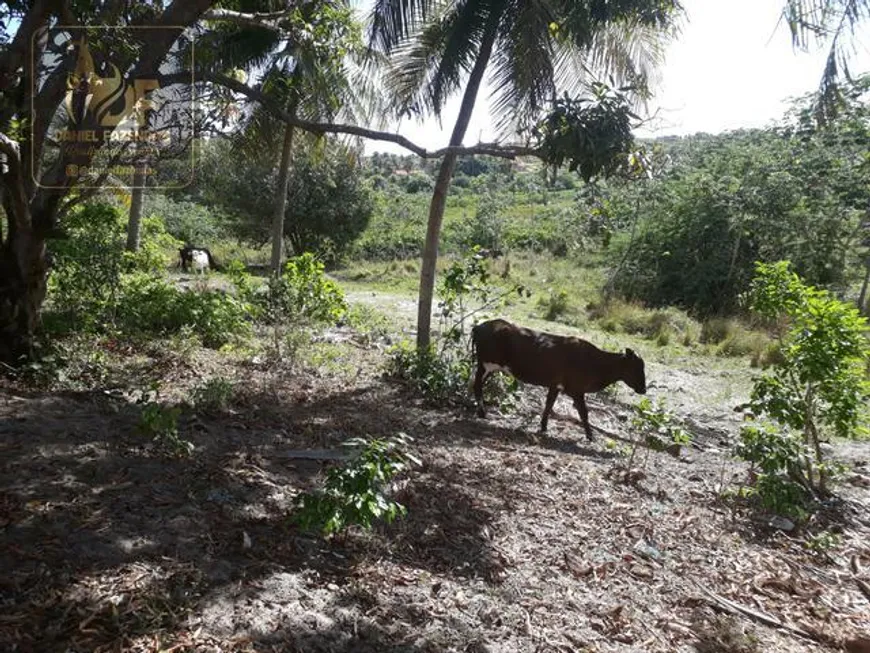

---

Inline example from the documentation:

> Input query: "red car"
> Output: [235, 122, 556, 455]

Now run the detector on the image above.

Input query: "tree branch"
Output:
[178, 71, 542, 160]
[201, 7, 300, 32]
[0, 132, 31, 232]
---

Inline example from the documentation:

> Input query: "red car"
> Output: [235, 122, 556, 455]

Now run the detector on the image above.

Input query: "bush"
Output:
[385, 341, 472, 405]
[736, 261, 870, 516]
[294, 433, 420, 537]
[46, 203, 184, 334]
[538, 288, 571, 321]
[146, 194, 228, 246]
[229, 253, 346, 326]
[609, 126, 864, 315]
[191, 377, 235, 412]
[137, 383, 192, 457]
[116, 273, 251, 348]
[631, 397, 691, 455]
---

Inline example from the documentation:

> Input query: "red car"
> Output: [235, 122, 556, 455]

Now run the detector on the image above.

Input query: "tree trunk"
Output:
[857, 255, 870, 316]
[125, 158, 148, 252]
[416, 17, 500, 349]
[0, 226, 48, 364]
[270, 121, 295, 274]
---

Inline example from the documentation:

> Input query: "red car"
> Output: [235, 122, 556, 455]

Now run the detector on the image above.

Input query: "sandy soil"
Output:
[1, 300, 869, 653]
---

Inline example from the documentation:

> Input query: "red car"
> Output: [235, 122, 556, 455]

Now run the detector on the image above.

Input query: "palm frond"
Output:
[556, 18, 673, 106]
[487, 0, 558, 135]
[385, 0, 498, 118]
[368, 0, 442, 53]
[783, 0, 870, 121]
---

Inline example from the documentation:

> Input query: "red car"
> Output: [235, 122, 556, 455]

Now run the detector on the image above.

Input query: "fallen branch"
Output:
[855, 577, 870, 602]
[270, 449, 350, 461]
[699, 586, 818, 642]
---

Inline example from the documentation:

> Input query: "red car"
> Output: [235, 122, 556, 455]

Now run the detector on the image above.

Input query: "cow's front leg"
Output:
[540, 386, 560, 433]
[574, 394, 594, 441]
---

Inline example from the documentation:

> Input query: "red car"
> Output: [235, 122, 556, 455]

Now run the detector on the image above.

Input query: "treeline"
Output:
[134, 77, 869, 318]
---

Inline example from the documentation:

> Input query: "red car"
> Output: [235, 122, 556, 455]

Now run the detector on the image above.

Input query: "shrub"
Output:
[47, 203, 127, 332]
[386, 248, 522, 409]
[46, 202, 196, 338]
[117, 273, 251, 348]
[385, 341, 472, 405]
[137, 384, 192, 457]
[631, 397, 692, 454]
[294, 433, 420, 537]
[230, 253, 346, 326]
[191, 377, 235, 412]
[736, 261, 870, 516]
[538, 288, 571, 321]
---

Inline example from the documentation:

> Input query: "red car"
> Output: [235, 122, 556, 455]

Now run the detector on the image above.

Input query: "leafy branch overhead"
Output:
[531, 85, 639, 181]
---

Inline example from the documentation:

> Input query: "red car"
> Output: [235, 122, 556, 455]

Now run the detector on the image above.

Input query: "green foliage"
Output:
[737, 261, 870, 514]
[229, 254, 346, 327]
[735, 422, 810, 519]
[47, 203, 186, 333]
[227, 254, 345, 362]
[803, 530, 841, 554]
[294, 433, 420, 537]
[538, 287, 571, 321]
[532, 84, 637, 182]
[437, 248, 498, 343]
[631, 397, 692, 452]
[48, 203, 126, 331]
[117, 273, 251, 348]
[146, 193, 228, 246]
[137, 384, 191, 457]
[352, 195, 424, 260]
[386, 249, 522, 408]
[451, 193, 507, 251]
[275, 253, 347, 323]
[191, 377, 235, 413]
[199, 139, 373, 262]
[44, 202, 245, 348]
[610, 89, 870, 315]
[385, 340, 472, 404]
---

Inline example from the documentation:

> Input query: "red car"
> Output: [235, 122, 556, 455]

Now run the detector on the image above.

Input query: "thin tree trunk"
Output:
[125, 157, 148, 251]
[416, 16, 500, 349]
[857, 255, 870, 316]
[270, 120, 295, 274]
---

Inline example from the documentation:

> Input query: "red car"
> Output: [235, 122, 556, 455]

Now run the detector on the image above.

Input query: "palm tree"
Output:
[369, 0, 683, 348]
[782, 0, 870, 120]
[204, 1, 382, 272]
[237, 33, 381, 272]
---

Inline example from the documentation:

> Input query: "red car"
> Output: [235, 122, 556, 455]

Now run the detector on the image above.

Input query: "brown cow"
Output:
[471, 318, 646, 439]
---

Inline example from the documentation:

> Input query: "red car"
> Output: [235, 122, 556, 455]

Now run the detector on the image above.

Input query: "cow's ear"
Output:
[625, 348, 635, 358]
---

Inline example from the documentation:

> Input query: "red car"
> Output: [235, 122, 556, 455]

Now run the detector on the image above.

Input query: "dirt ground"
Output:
[1, 313, 869, 653]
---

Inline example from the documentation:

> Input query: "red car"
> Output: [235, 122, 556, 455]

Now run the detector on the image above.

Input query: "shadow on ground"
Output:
[0, 381, 537, 651]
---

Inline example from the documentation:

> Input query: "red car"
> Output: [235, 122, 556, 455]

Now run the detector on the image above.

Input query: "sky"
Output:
[363, 0, 870, 155]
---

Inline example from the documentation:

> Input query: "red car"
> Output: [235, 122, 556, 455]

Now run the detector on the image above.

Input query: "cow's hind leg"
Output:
[540, 386, 560, 433]
[474, 362, 487, 417]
